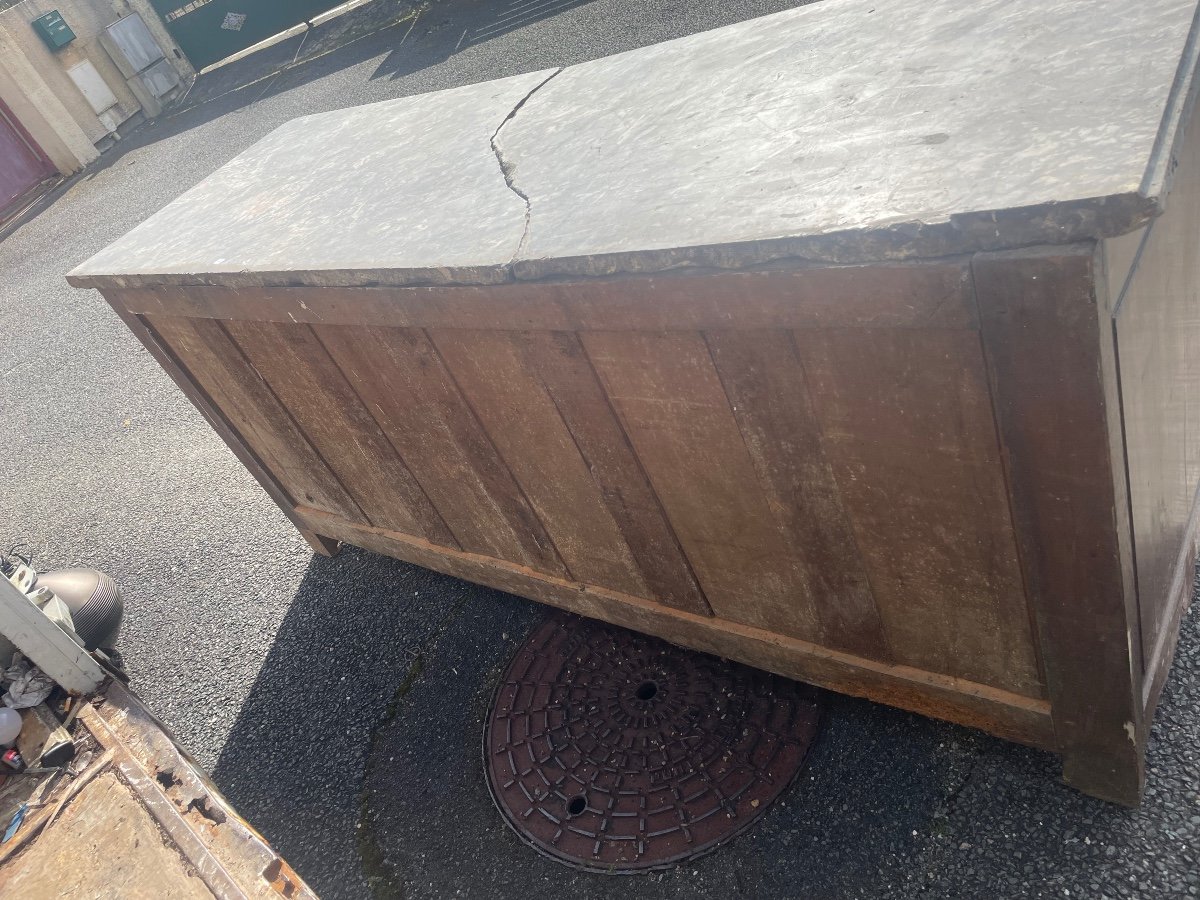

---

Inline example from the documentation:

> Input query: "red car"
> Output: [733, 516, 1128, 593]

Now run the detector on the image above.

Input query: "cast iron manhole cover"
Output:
[484, 612, 822, 872]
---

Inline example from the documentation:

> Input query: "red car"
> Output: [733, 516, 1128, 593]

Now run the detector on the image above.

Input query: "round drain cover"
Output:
[484, 612, 822, 872]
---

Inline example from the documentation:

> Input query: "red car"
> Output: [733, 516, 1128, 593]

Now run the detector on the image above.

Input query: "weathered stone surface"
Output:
[504, 0, 1199, 279]
[68, 70, 557, 290]
[69, 0, 1200, 289]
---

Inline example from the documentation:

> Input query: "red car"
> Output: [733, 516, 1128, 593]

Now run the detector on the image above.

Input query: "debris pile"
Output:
[0, 551, 122, 850]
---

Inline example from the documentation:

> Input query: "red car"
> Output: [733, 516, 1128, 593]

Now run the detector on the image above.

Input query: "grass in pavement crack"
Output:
[357, 595, 469, 899]
[911, 734, 986, 896]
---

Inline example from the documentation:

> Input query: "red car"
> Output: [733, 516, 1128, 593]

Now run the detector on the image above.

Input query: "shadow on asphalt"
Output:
[183, 0, 596, 111]
[205, 546, 1015, 899]
[202, 541, 1199, 899]
[354, 588, 973, 900]
[369, 0, 595, 81]
[207, 545, 470, 898]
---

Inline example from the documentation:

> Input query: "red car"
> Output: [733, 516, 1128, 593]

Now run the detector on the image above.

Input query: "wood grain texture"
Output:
[73, 3, 1200, 812]
[430, 329, 651, 597]
[1110, 103, 1200, 673]
[222, 320, 457, 546]
[110, 260, 975, 331]
[295, 504, 1056, 752]
[974, 245, 1143, 805]
[792, 327, 1042, 696]
[514, 331, 710, 615]
[583, 330, 824, 642]
[100, 226, 1176, 807]
[149, 315, 363, 521]
[1142, 483, 1200, 721]
[705, 329, 889, 659]
[315, 324, 565, 574]
[105, 298, 338, 557]
[1096, 239, 1142, 687]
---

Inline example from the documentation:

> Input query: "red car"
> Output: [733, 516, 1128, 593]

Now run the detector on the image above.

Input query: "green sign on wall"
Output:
[31, 10, 77, 50]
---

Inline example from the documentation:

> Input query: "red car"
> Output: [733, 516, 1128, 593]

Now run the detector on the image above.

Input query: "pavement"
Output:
[0, 0, 1197, 897]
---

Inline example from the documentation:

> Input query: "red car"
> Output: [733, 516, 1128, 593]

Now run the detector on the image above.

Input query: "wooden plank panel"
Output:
[295, 505, 1056, 753]
[222, 320, 457, 546]
[431, 330, 650, 597]
[148, 315, 362, 522]
[1110, 101, 1200, 673]
[516, 331, 710, 615]
[112, 260, 975, 331]
[583, 330, 823, 641]
[111, 301, 336, 556]
[975, 245, 1144, 805]
[705, 330, 889, 659]
[792, 327, 1042, 697]
[314, 324, 565, 574]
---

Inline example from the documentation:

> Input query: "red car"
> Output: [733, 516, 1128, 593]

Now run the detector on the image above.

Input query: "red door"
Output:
[0, 97, 55, 212]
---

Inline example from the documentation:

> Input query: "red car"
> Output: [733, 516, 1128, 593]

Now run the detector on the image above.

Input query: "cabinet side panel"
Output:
[583, 330, 827, 643]
[111, 258, 1051, 725]
[705, 329, 889, 659]
[511, 330, 711, 615]
[1110, 100, 1200, 708]
[430, 329, 656, 600]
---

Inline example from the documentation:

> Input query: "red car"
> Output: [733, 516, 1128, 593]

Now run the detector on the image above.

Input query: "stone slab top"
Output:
[70, 0, 1200, 290]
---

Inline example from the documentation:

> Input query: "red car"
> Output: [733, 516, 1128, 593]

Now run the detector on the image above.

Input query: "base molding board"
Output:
[295, 506, 1056, 751]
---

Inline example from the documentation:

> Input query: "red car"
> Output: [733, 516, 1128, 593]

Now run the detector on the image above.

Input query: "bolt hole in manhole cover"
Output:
[484, 612, 822, 873]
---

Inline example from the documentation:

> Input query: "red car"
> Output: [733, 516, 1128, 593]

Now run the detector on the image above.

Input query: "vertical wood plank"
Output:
[705, 330, 889, 658]
[149, 315, 363, 522]
[793, 327, 1042, 696]
[516, 331, 711, 615]
[974, 245, 1143, 805]
[315, 324, 565, 574]
[223, 320, 457, 547]
[431, 330, 651, 597]
[114, 301, 337, 556]
[582, 330, 824, 642]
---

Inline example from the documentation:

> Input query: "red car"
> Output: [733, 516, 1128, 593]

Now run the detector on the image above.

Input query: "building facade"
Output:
[0, 0, 194, 211]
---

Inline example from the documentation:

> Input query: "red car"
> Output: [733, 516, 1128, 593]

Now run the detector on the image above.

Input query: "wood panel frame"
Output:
[96, 242, 1189, 806]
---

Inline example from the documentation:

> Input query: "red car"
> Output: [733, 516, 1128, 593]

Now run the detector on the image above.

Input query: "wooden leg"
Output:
[1062, 740, 1145, 807]
[300, 529, 341, 557]
[975, 248, 1147, 807]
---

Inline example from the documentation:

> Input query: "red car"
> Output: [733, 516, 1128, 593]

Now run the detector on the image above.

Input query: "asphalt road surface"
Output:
[1, 1, 1197, 897]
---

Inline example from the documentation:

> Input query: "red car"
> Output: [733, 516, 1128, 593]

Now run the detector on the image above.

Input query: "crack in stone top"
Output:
[498, 0, 1199, 282]
[67, 0, 1200, 291]
[67, 70, 558, 290]
[489, 68, 564, 267]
